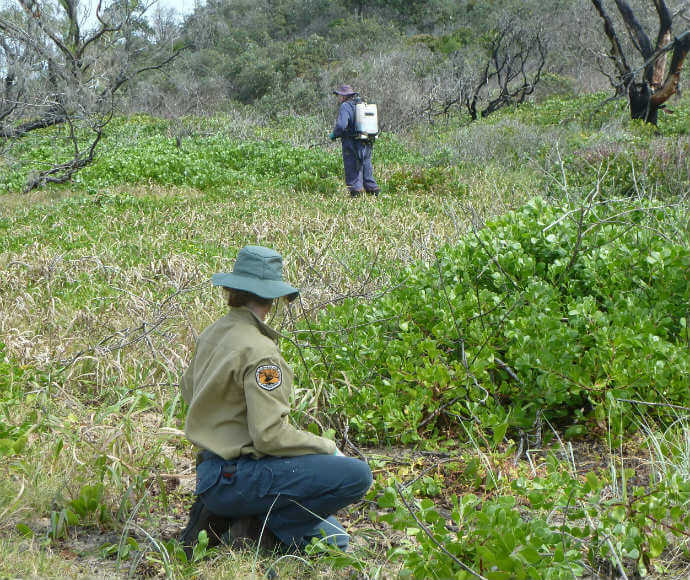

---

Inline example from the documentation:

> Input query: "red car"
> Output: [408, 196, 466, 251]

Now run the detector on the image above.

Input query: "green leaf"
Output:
[564, 424, 585, 439]
[378, 487, 397, 509]
[16, 523, 34, 538]
[492, 421, 508, 448]
[53, 438, 64, 461]
[519, 545, 541, 564]
[12, 436, 26, 453]
[611, 506, 626, 522]
[191, 530, 209, 562]
[486, 572, 513, 580]
[0, 438, 16, 456]
[648, 531, 666, 559]
[584, 472, 600, 492]
[477, 545, 497, 566]
[64, 508, 79, 526]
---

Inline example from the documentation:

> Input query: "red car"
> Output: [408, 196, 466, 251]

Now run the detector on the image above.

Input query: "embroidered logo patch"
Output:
[255, 364, 282, 391]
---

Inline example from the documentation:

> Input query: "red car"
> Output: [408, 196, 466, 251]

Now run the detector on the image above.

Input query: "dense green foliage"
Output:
[0, 344, 36, 457]
[168, 0, 540, 108]
[354, 452, 690, 578]
[0, 115, 418, 195]
[291, 198, 690, 443]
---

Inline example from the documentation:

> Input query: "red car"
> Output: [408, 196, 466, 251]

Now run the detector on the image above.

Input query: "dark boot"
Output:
[349, 190, 363, 198]
[229, 515, 279, 552]
[179, 496, 232, 560]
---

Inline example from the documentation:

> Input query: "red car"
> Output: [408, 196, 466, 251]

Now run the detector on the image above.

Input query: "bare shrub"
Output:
[320, 46, 445, 131]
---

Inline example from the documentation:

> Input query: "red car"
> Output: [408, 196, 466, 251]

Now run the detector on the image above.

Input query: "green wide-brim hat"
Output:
[212, 245, 299, 301]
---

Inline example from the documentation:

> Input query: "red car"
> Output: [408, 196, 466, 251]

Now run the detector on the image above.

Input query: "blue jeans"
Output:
[196, 454, 372, 551]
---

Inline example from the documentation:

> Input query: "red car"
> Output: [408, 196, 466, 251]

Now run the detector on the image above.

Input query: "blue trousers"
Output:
[342, 138, 378, 193]
[196, 453, 372, 551]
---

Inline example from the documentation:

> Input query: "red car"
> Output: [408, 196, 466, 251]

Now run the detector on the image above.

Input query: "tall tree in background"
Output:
[591, 0, 690, 124]
[0, 0, 185, 191]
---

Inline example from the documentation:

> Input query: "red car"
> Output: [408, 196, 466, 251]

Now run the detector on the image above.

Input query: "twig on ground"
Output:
[401, 457, 458, 490]
[341, 419, 368, 463]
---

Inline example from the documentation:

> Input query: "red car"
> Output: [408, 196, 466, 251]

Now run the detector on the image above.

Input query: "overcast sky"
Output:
[2, 0, 200, 22]
[74, 0, 200, 29]
[152, 0, 197, 19]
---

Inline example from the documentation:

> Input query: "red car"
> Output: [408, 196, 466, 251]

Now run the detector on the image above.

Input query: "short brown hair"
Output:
[223, 288, 273, 308]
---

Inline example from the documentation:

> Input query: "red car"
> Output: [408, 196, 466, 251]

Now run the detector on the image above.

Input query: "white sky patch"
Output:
[89, 0, 200, 22]
[143, 0, 198, 19]
[2, 0, 200, 25]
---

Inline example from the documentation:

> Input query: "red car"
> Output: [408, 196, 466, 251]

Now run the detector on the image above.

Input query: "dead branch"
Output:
[23, 112, 106, 192]
[341, 419, 368, 463]
[58, 282, 197, 371]
[591, 0, 690, 122]
[614, 0, 655, 63]
[564, 180, 600, 275]
[651, 30, 690, 105]
[401, 457, 457, 490]
[615, 398, 690, 412]
[591, 0, 633, 83]
[493, 357, 524, 387]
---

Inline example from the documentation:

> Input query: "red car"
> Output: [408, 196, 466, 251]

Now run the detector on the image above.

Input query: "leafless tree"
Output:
[591, 0, 690, 123]
[0, 0, 185, 192]
[464, 18, 547, 121]
[416, 17, 547, 123]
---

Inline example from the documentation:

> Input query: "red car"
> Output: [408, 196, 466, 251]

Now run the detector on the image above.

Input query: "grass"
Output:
[1, 92, 689, 578]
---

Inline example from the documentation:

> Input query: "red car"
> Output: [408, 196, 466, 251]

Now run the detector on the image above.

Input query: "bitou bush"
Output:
[289, 197, 690, 444]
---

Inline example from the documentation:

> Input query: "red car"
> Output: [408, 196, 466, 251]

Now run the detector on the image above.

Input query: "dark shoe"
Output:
[365, 189, 380, 196]
[179, 496, 232, 560]
[349, 190, 363, 197]
[229, 516, 279, 552]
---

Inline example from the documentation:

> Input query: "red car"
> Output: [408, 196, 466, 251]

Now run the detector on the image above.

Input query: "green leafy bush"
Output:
[378, 489, 584, 579]
[289, 198, 690, 442]
[356, 453, 690, 578]
[0, 344, 43, 458]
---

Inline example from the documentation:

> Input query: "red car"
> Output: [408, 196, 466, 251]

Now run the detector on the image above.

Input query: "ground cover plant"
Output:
[1, 92, 689, 578]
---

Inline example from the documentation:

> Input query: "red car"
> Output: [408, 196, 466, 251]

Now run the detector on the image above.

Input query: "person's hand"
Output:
[329, 132, 336, 141]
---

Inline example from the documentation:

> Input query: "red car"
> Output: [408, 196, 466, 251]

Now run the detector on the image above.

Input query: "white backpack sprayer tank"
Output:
[355, 102, 379, 140]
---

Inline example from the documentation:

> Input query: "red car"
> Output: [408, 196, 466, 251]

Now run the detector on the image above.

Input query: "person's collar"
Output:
[232, 306, 280, 341]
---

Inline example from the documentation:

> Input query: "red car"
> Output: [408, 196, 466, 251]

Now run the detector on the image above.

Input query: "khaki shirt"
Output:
[181, 306, 336, 460]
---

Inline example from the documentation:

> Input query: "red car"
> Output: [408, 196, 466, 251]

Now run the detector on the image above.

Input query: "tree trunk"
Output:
[628, 82, 659, 124]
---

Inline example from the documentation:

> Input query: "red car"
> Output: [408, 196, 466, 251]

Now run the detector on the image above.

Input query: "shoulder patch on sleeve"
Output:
[255, 364, 282, 391]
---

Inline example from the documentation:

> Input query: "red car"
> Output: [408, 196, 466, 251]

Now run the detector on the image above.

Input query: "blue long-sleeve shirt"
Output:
[332, 99, 357, 139]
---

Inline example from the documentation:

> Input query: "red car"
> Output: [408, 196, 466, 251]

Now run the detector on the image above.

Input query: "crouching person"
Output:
[179, 245, 372, 558]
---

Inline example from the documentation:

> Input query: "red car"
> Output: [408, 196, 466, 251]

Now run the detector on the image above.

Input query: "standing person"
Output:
[330, 84, 380, 197]
[179, 245, 372, 559]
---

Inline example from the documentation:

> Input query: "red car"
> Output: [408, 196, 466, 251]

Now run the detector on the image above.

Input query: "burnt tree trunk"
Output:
[628, 82, 658, 124]
[591, 1, 689, 127]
